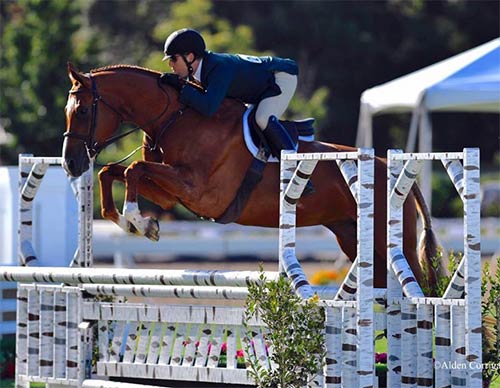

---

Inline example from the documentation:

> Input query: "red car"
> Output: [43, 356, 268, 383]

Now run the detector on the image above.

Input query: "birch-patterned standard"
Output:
[386, 148, 482, 388]
[18, 155, 93, 268]
[279, 149, 375, 387]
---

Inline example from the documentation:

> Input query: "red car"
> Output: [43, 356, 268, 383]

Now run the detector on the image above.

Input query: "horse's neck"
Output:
[99, 71, 181, 136]
[99, 70, 247, 162]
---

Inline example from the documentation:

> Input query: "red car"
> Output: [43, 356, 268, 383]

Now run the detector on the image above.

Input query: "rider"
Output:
[160, 28, 306, 168]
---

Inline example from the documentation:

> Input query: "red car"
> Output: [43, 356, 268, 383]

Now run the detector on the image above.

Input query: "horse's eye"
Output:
[77, 107, 89, 116]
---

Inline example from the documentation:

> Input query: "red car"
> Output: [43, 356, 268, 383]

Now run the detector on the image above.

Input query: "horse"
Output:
[62, 62, 439, 293]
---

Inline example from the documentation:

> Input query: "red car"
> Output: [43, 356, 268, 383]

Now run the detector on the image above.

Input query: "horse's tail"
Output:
[412, 183, 442, 294]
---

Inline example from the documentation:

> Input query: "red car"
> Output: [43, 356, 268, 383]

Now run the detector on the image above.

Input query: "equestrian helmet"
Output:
[163, 29, 206, 61]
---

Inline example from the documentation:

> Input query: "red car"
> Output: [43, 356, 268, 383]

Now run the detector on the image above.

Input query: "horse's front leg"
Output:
[123, 160, 199, 241]
[98, 164, 133, 232]
[99, 164, 178, 239]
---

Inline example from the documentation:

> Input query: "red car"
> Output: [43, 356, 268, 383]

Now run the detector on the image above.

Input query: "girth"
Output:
[213, 110, 315, 224]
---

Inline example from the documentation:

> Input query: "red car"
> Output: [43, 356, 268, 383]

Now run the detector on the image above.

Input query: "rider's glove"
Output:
[160, 73, 186, 91]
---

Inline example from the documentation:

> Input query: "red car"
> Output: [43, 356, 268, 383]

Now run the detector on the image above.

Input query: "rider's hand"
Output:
[160, 73, 185, 91]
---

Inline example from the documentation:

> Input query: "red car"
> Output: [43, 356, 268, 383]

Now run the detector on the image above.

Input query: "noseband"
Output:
[64, 74, 185, 161]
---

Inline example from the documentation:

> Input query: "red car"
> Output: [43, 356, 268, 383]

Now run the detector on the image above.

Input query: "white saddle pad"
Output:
[242, 106, 314, 163]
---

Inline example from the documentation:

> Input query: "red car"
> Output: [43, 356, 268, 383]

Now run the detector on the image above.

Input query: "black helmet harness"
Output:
[179, 54, 196, 80]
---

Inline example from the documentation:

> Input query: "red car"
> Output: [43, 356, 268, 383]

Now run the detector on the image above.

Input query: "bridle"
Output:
[64, 73, 187, 164]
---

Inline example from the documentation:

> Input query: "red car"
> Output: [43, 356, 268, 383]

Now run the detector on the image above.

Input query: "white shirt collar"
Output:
[193, 59, 203, 82]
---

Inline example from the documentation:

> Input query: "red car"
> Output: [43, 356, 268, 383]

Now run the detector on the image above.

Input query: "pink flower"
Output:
[236, 350, 244, 358]
[375, 352, 387, 364]
[221, 342, 227, 354]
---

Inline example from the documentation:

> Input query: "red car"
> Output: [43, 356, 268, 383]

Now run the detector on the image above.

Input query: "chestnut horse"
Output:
[62, 62, 439, 292]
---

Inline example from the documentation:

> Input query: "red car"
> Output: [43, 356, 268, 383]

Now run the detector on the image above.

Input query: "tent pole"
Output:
[406, 94, 425, 152]
[418, 104, 433, 211]
[355, 102, 373, 147]
[406, 109, 419, 152]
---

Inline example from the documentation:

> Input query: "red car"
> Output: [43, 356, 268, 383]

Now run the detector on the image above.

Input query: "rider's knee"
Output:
[254, 111, 270, 130]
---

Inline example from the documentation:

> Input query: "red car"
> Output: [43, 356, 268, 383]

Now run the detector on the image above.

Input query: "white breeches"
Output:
[255, 72, 297, 130]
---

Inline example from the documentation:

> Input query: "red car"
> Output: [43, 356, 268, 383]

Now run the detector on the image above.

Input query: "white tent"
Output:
[356, 38, 500, 204]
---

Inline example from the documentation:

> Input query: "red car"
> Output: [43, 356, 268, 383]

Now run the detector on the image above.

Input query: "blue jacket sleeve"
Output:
[179, 64, 234, 117]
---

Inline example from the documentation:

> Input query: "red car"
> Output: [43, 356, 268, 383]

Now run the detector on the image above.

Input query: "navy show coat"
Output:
[179, 51, 298, 117]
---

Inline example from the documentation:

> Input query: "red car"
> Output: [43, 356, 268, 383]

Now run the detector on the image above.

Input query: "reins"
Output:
[64, 73, 186, 167]
[99, 104, 188, 167]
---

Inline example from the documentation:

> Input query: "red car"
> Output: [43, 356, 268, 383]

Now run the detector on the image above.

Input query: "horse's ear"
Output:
[67, 62, 91, 89]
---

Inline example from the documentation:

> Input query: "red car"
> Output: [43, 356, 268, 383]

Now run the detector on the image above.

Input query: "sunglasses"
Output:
[169, 54, 187, 63]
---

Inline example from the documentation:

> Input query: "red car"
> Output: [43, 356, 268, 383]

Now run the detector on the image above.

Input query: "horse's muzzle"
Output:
[62, 140, 89, 177]
[62, 157, 89, 178]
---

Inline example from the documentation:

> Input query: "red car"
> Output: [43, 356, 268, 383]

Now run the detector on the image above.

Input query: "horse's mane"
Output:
[89, 63, 245, 118]
[90, 64, 160, 77]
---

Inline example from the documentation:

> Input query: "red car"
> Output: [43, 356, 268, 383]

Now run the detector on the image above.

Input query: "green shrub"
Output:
[0, 335, 16, 379]
[244, 267, 325, 388]
[482, 258, 500, 386]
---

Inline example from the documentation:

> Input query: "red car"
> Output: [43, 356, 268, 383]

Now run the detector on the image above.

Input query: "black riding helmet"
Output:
[163, 29, 206, 77]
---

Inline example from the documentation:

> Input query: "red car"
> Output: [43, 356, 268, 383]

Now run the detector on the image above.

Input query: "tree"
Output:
[0, 0, 100, 164]
[85, 0, 172, 66]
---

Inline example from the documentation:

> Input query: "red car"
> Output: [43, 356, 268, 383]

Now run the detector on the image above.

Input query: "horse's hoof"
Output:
[144, 218, 160, 241]
[126, 222, 140, 235]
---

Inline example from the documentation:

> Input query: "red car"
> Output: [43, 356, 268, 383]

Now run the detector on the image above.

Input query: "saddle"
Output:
[214, 106, 315, 224]
[244, 106, 315, 162]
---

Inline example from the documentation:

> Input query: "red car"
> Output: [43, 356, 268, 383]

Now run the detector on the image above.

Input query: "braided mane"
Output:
[90, 64, 160, 76]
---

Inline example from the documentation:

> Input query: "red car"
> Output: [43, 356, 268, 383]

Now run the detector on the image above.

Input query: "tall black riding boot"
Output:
[263, 116, 315, 196]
